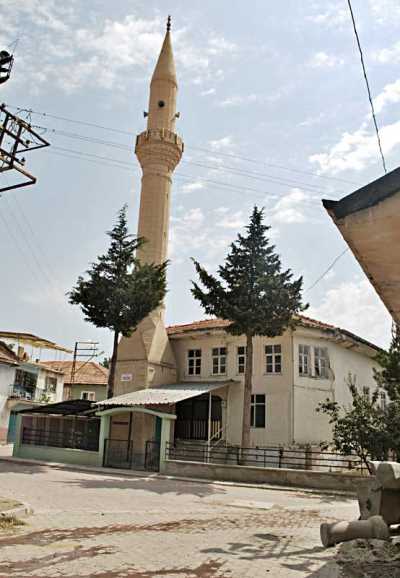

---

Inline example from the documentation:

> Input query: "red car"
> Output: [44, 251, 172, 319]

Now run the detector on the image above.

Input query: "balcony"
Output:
[8, 384, 38, 401]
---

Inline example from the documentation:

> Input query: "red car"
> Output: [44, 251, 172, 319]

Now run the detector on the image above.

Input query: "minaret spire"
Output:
[135, 17, 183, 264]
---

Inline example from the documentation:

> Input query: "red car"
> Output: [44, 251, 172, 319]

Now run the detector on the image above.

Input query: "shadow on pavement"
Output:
[55, 474, 225, 498]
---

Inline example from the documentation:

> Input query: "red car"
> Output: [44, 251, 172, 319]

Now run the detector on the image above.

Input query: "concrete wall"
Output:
[164, 459, 368, 493]
[0, 364, 17, 442]
[68, 383, 107, 402]
[15, 443, 101, 467]
[35, 366, 64, 403]
[292, 328, 379, 444]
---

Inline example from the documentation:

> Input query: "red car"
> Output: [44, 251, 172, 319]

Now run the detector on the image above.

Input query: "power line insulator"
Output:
[0, 50, 14, 85]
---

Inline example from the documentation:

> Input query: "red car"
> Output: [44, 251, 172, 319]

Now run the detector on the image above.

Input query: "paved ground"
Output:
[0, 458, 356, 577]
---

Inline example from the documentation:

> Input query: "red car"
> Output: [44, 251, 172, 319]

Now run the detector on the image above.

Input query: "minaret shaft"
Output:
[115, 19, 182, 396]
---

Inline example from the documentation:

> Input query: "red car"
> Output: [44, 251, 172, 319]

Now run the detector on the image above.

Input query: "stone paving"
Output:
[0, 459, 355, 577]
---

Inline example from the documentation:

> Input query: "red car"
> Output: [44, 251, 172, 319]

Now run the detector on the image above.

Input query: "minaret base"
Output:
[114, 313, 177, 396]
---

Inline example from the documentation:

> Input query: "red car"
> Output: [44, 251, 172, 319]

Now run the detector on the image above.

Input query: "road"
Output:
[0, 459, 355, 577]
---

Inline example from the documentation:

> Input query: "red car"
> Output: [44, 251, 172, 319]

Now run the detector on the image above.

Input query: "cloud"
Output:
[2, 3, 235, 93]
[309, 120, 400, 173]
[218, 92, 282, 107]
[219, 94, 262, 107]
[308, 279, 392, 348]
[170, 207, 233, 265]
[307, 3, 348, 28]
[269, 189, 308, 224]
[208, 136, 234, 151]
[180, 181, 205, 194]
[308, 51, 344, 68]
[373, 79, 400, 114]
[373, 41, 400, 64]
[216, 210, 247, 229]
[207, 36, 237, 55]
[369, 0, 400, 24]
[201, 88, 216, 96]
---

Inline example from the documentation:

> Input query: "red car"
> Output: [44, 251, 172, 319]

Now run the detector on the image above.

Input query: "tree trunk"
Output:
[107, 330, 119, 399]
[241, 332, 253, 449]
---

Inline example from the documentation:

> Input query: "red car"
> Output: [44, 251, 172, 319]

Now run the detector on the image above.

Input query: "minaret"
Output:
[115, 18, 183, 395]
[135, 15, 184, 266]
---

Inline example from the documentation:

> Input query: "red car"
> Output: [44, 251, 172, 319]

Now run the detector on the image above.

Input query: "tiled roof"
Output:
[167, 315, 381, 352]
[41, 361, 108, 386]
[0, 341, 19, 366]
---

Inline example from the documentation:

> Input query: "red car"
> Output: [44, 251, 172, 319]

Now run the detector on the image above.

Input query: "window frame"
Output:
[81, 391, 96, 401]
[251, 394, 266, 429]
[45, 375, 57, 393]
[212, 347, 227, 375]
[187, 349, 202, 376]
[265, 344, 282, 374]
[298, 344, 311, 377]
[237, 346, 246, 375]
[314, 346, 330, 379]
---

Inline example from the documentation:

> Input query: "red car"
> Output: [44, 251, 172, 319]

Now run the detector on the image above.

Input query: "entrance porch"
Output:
[12, 381, 236, 473]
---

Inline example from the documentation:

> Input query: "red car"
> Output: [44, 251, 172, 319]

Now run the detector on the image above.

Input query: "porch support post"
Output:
[12, 413, 23, 457]
[207, 391, 212, 463]
[97, 413, 111, 467]
[159, 417, 172, 474]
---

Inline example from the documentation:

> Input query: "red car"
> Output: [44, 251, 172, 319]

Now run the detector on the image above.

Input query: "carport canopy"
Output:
[95, 381, 235, 410]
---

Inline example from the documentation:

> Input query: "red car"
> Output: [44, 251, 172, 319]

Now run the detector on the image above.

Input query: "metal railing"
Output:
[103, 438, 160, 472]
[9, 385, 37, 401]
[175, 419, 222, 441]
[22, 426, 99, 452]
[166, 442, 366, 473]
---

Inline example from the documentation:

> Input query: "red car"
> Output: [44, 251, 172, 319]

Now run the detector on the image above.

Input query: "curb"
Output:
[0, 455, 355, 498]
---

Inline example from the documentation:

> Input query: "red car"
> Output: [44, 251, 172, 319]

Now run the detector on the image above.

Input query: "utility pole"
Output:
[68, 341, 99, 399]
[0, 48, 50, 193]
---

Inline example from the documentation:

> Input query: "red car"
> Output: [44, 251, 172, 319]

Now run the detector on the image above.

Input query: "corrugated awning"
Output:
[95, 381, 235, 408]
[17, 399, 96, 416]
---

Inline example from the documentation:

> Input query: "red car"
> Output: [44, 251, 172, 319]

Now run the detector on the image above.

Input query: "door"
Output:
[7, 411, 17, 443]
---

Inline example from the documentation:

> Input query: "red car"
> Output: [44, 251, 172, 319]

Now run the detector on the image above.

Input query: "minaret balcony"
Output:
[136, 129, 184, 151]
[135, 129, 184, 172]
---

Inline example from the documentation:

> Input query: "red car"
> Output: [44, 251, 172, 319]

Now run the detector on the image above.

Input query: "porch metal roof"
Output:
[95, 381, 236, 408]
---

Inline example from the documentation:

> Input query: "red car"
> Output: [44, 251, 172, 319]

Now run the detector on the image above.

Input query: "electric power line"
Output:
[48, 145, 331, 206]
[8, 104, 359, 187]
[305, 248, 350, 292]
[27, 121, 345, 195]
[347, 0, 387, 174]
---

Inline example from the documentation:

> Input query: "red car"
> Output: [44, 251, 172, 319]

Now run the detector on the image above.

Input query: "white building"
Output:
[0, 333, 67, 444]
[165, 315, 381, 447]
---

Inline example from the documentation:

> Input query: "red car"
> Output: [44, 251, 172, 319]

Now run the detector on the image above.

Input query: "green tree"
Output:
[100, 357, 110, 369]
[374, 324, 400, 400]
[69, 205, 167, 399]
[317, 374, 388, 473]
[191, 206, 306, 448]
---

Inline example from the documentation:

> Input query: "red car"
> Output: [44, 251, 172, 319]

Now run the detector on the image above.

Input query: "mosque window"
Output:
[265, 344, 282, 374]
[237, 346, 246, 374]
[158, 100, 165, 108]
[212, 347, 227, 375]
[251, 394, 266, 428]
[187, 349, 201, 376]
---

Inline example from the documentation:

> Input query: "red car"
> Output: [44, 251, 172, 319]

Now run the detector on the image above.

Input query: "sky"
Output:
[1, 0, 398, 358]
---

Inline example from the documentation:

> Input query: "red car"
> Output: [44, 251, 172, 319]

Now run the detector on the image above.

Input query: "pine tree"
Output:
[192, 206, 306, 448]
[69, 205, 167, 398]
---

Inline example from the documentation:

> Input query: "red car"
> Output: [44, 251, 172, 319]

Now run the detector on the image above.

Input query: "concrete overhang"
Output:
[323, 166, 400, 325]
